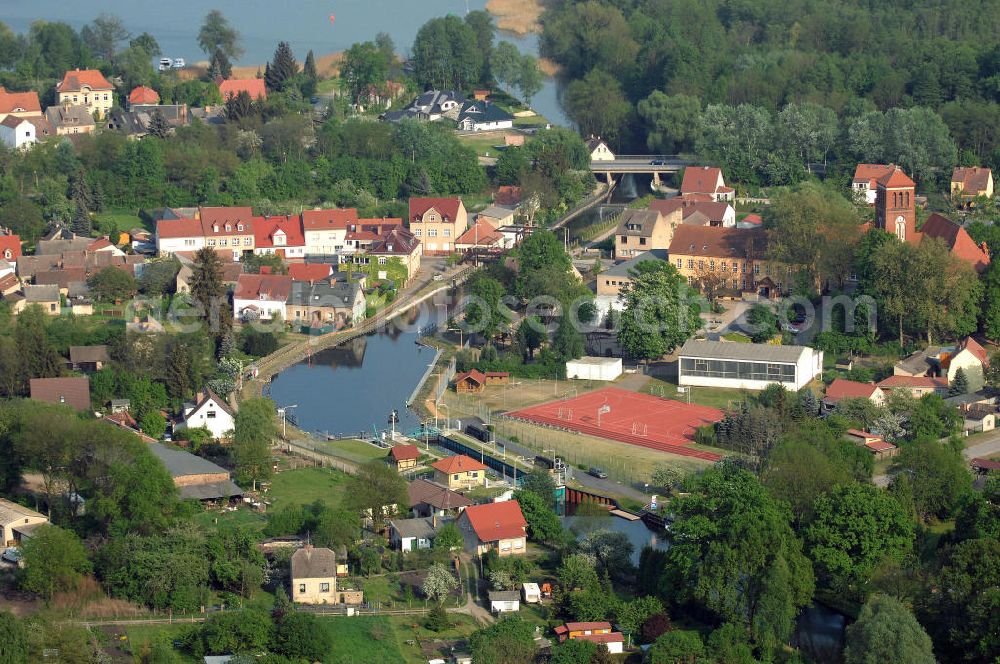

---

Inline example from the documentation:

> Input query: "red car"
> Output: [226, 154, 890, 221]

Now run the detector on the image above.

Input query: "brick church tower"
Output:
[875, 165, 917, 244]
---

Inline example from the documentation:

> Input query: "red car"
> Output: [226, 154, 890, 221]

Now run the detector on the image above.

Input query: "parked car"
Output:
[650, 159, 667, 166]
[2, 547, 21, 564]
[588, 467, 608, 479]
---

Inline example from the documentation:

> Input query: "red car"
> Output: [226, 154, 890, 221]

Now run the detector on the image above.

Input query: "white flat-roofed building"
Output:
[566, 356, 623, 381]
[678, 340, 823, 391]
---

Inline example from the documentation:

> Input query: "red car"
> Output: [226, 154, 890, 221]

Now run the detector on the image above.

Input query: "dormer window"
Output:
[213, 224, 219, 233]
[237, 223, 244, 231]
[225, 224, 232, 232]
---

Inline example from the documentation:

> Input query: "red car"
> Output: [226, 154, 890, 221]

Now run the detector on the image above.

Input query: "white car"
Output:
[2, 547, 21, 564]
[172, 58, 186, 69]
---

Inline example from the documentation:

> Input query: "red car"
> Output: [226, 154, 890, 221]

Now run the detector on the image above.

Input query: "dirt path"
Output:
[447, 558, 494, 626]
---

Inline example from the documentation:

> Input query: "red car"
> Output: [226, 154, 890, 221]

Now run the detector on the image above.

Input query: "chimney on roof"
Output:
[196, 391, 205, 403]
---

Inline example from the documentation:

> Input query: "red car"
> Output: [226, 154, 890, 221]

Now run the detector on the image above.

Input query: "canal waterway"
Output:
[267, 309, 435, 438]
[9, 0, 569, 126]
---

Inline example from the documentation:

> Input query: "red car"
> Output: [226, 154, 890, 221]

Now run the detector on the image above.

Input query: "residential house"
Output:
[383, 90, 465, 122]
[738, 213, 764, 229]
[148, 442, 243, 500]
[851, 164, 893, 204]
[432, 455, 488, 490]
[456, 100, 514, 131]
[668, 225, 775, 297]
[843, 430, 898, 460]
[680, 166, 734, 201]
[408, 198, 468, 255]
[30, 376, 90, 411]
[175, 389, 236, 440]
[290, 545, 338, 604]
[389, 444, 420, 471]
[960, 404, 996, 432]
[614, 208, 677, 259]
[286, 278, 366, 332]
[0, 233, 21, 262]
[455, 500, 527, 556]
[174, 254, 242, 294]
[0, 116, 38, 149]
[366, 227, 422, 279]
[156, 216, 204, 255]
[69, 345, 110, 372]
[22, 284, 60, 315]
[476, 206, 516, 229]
[678, 340, 823, 391]
[522, 583, 541, 603]
[407, 478, 472, 518]
[128, 86, 160, 107]
[301, 208, 357, 256]
[56, 69, 114, 118]
[233, 272, 293, 321]
[0, 273, 19, 297]
[650, 198, 736, 227]
[586, 136, 614, 162]
[253, 215, 306, 260]
[554, 622, 614, 643]
[488, 590, 521, 613]
[218, 78, 267, 101]
[201, 207, 255, 260]
[44, 103, 96, 135]
[455, 219, 507, 252]
[596, 250, 667, 298]
[943, 337, 990, 391]
[344, 218, 404, 254]
[876, 375, 948, 398]
[822, 379, 885, 411]
[0, 498, 48, 547]
[0, 87, 42, 122]
[951, 167, 994, 202]
[453, 370, 510, 393]
[388, 516, 441, 552]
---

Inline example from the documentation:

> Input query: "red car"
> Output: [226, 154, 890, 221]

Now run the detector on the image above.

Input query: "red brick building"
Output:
[874, 165, 916, 243]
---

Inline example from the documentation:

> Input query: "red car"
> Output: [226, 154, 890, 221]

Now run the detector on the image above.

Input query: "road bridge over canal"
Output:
[590, 155, 692, 187]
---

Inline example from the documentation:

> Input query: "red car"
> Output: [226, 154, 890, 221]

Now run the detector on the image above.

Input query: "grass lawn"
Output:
[120, 624, 198, 662]
[265, 466, 351, 509]
[319, 438, 390, 464]
[643, 376, 750, 411]
[94, 209, 146, 234]
[721, 331, 751, 343]
[318, 615, 406, 663]
[316, 78, 340, 94]
[456, 132, 508, 157]
[513, 113, 549, 127]
[390, 613, 481, 663]
[191, 507, 266, 532]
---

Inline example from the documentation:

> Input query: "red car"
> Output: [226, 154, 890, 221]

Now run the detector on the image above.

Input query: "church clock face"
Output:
[895, 215, 906, 241]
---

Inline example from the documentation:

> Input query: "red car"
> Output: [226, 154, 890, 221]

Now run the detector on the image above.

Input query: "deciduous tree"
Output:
[845, 595, 935, 664]
[18, 525, 91, 599]
[232, 397, 276, 489]
[198, 10, 243, 60]
[618, 261, 699, 361]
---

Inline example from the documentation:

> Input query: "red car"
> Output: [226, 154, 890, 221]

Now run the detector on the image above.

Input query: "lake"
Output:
[266, 310, 435, 438]
[8, 0, 568, 125]
[563, 514, 669, 566]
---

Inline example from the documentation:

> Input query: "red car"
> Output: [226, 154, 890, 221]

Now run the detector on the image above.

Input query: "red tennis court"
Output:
[505, 387, 724, 461]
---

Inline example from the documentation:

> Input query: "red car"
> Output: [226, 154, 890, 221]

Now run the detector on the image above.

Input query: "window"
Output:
[299, 584, 306, 593]
[414, 229, 421, 237]
[620, 235, 628, 243]
[428, 229, 438, 237]
[687, 259, 694, 269]
[207, 411, 216, 418]
[225, 224, 232, 232]
[453, 474, 460, 480]
[709, 260, 715, 271]
[244, 237, 252, 246]
[732, 263, 739, 273]
[754, 264, 760, 275]
[697, 260, 705, 270]
[378, 257, 387, 265]
[443, 228, 451, 237]
[676, 259, 682, 268]
[470, 472, 478, 478]
[639, 237, 647, 245]
[320, 583, 330, 592]
[237, 223, 244, 231]
[207, 239, 216, 246]
[720, 261, 727, 271]
[732, 279, 738, 289]
[220, 239, 228, 246]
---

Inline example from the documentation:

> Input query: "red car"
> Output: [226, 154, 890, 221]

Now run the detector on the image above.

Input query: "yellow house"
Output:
[0, 498, 48, 547]
[667, 225, 782, 298]
[290, 545, 338, 604]
[56, 69, 114, 119]
[614, 208, 678, 260]
[431, 455, 487, 490]
[407, 198, 468, 255]
[456, 500, 527, 557]
[951, 167, 994, 202]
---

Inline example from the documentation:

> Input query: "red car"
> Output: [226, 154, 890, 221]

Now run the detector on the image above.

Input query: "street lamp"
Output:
[277, 404, 298, 439]
[447, 327, 464, 348]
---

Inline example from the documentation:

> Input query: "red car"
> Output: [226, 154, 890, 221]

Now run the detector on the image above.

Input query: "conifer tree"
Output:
[146, 109, 169, 138]
[950, 367, 969, 396]
[266, 41, 298, 91]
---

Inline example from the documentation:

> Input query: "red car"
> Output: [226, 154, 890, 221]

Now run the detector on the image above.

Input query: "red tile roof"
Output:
[57, 69, 113, 92]
[288, 263, 333, 282]
[576, 633, 624, 645]
[390, 444, 421, 462]
[852, 164, 893, 187]
[370, 227, 419, 256]
[865, 439, 897, 453]
[972, 458, 1000, 471]
[957, 336, 989, 367]
[409, 197, 463, 222]
[846, 428, 880, 439]
[825, 378, 880, 403]
[301, 208, 358, 231]
[218, 78, 267, 101]
[876, 165, 915, 188]
[432, 455, 487, 474]
[454, 370, 487, 385]
[561, 622, 613, 632]
[952, 167, 992, 196]
[741, 213, 763, 225]
[920, 213, 990, 273]
[0, 234, 22, 261]
[495, 185, 521, 206]
[253, 215, 304, 249]
[461, 500, 527, 543]
[30, 377, 90, 411]
[680, 167, 725, 195]
[234, 273, 293, 301]
[456, 220, 504, 246]
[0, 87, 41, 115]
[650, 198, 731, 223]
[877, 375, 948, 389]
[128, 86, 160, 105]
[156, 217, 203, 239]
[86, 238, 114, 252]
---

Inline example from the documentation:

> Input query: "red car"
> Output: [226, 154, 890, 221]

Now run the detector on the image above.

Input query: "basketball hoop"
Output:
[597, 403, 611, 427]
